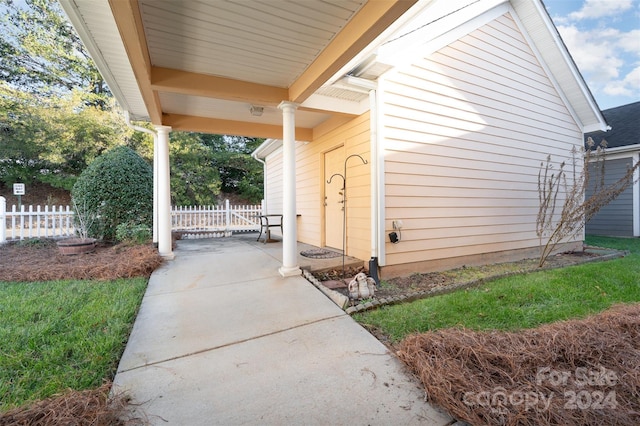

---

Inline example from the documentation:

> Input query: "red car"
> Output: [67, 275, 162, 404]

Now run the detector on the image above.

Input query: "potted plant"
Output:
[56, 199, 97, 255]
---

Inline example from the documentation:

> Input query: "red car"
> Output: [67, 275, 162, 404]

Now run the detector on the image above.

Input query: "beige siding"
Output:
[264, 147, 283, 237]
[381, 13, 582, 269]
[296, 113, 371, 261]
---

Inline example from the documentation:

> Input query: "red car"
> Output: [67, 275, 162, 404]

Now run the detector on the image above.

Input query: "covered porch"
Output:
[59, 0, 419, 276]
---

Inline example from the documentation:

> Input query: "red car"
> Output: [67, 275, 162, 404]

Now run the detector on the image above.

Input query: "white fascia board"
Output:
[606, 144, 640, 155]
[323, 0, 435, 87]
[252, 138, 283, 160]
[511, 0, 607, 132]
[586, 144, 640, 161]
[377, 0, 508, 67]
[342, 76, 378, 91]
[507, 4, 585, 133]
[584, 122, 611, 133]
[528, 0, 606, 129]
[59, 0, 141, 119]
[301, 93, 370, 116]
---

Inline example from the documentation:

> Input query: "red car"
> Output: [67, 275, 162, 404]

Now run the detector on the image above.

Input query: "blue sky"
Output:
[543, 0, 640, 110]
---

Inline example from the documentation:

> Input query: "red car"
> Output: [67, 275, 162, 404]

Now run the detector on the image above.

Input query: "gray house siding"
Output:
[586, 157, 634, 236]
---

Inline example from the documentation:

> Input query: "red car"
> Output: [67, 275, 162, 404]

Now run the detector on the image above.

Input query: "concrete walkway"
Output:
[113, 236, 453, 425]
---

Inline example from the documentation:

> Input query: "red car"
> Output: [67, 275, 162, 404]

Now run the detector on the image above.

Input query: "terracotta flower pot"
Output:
[56, 238, 97, 255]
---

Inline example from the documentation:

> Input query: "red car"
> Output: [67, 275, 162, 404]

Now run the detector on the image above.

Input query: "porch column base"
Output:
[279, 265, 302, 278]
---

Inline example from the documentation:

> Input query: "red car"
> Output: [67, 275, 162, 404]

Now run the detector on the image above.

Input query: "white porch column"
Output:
[153, 133, 159, 244]
[278, 101, 301, 277]
[155, 125, 174, 259]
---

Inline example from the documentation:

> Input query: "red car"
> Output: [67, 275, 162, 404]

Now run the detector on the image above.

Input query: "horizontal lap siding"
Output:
[264, 148, 283, 237]
[265, 147, 283, 214]
[586, 157, 634, 236]
[381, 13, 582, 267]
[296, 113, 371, 260]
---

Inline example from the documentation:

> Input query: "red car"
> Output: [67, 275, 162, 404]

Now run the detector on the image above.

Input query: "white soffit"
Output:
[376, 0, 507, 66]
[253, 138, 283, 159]
[138, 0, 367, 87]
[302, 91, 370, 116]
[59, 0, 149, 120]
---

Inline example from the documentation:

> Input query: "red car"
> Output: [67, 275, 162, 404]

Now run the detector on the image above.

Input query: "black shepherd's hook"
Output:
[326, 154, 369, 279]
[326, 173, 345, 188]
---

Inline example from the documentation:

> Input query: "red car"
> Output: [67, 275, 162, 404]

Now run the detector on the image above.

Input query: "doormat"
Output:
[300, 248, 342, 259]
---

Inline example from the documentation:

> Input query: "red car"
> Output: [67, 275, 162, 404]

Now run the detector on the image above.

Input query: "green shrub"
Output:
[71, 146, 153, 241]
[115, 222, 152, 244]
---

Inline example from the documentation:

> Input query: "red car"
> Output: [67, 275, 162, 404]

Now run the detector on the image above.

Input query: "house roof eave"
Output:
[510, 0, 608, 133]
[59, 0, 149, 121]
[252, 138, 283, 160]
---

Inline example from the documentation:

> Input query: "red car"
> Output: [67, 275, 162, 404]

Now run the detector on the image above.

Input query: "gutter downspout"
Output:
[124, 111, 158, 245]
[251, 151, 267, 214]
[369, 88, 380, 285]
[341, 76, 381, 283]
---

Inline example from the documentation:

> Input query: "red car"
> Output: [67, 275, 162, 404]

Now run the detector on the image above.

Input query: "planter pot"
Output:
[56, 238, 97, 255]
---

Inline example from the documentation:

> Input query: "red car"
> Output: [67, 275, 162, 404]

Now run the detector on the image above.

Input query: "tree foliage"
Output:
[203, 134, 264, 203]
[0, 0, 108, 105]
[0, 83, 133, 189]
[169, 132, 221, 206]
[0, 0, 264, 206]
[0, 0, 135, 190]
[71, 146, 153, 241]
[169, 133, 264, 205]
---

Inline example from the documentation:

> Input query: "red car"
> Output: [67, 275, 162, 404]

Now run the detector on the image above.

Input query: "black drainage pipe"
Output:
[369, 257, 380, 286]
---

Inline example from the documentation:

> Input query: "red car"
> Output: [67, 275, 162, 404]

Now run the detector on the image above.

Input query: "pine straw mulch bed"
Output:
[0, 239, 164, 425]
[397, 303, 640, 426]
[0, 382, 139, 426]
[0, 239, 164, 282]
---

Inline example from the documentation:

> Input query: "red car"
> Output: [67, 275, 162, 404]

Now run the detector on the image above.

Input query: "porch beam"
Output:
[162, 113, 313, 141]
[278, 101, 301, 277]
[108, 0, 163, 124]
[155, 125, 174, 259]
[151, 67, 288, 106]
[288, 0, 418, 103]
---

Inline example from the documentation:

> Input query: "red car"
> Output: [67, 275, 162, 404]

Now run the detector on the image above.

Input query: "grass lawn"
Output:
[354, 236, 640, 343]
[0, 278, 147, 412]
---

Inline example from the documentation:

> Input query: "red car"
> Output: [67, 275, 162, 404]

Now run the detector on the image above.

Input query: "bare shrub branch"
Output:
[536, 138, 639, 267]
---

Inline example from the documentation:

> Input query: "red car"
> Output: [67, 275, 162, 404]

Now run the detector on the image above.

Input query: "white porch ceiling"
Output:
[60, 0, 606, 139]
[60, 0, 421, 139]
[139, 0, 367, 88]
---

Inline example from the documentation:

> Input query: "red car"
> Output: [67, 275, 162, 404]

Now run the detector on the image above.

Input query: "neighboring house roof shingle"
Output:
[585, 101, 640, 149]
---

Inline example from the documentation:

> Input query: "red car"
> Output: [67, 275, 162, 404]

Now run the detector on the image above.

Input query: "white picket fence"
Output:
[0, 196, 263, 243]
[0, 198, 76, 242]
[171, 200, 263, 239]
